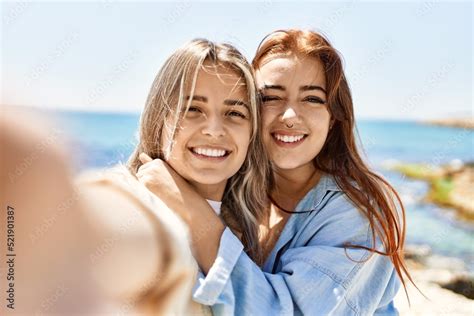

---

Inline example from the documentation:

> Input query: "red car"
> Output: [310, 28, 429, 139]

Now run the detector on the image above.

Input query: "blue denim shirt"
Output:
[193, 174, 401, 315]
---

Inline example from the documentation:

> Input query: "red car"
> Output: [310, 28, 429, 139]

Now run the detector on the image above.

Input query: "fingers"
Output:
[139, 152, 153, 164]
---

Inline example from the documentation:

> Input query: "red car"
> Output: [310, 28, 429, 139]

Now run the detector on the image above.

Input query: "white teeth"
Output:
[274, 134, 305, 143]
[192, 147, 227, 157]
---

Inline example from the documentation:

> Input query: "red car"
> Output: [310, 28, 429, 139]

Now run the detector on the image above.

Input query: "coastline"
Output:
[387, 158, 474, 312]
[395, 245, 473, 314]
[422, 118, 474, 130]
[388, 161, 474, 222]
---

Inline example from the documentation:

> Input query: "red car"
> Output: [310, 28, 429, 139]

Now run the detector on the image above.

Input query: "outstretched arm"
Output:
[0, 108, 194, 315]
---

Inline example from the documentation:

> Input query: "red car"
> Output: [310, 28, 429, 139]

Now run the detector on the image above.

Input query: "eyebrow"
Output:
[261, 84, 327, 94]
[262, 84, 285, 91]
[300, 85, 327, 94]
[187, 95, 207, 102]
[187, 95, 249, 109]
[224, 99, 249, 109]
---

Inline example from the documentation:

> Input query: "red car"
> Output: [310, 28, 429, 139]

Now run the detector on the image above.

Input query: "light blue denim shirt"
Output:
[193, 174, 401, 315]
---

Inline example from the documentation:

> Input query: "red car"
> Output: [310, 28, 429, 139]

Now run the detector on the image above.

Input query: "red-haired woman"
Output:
[139, 29, 413, 315]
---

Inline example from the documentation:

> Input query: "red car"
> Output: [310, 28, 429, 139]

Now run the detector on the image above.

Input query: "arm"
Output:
[137, 154, 224, 274]
[77, 171, 197, 315]
[194, 195, 400, 315]
[135, 156, 399, 314]
[0, 109, 194, 315]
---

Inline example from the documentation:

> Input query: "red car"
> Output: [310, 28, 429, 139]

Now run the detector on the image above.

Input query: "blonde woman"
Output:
[130, 37, 271, 261]
[128, 38, 272, 313]
[128, 40, 270, 312]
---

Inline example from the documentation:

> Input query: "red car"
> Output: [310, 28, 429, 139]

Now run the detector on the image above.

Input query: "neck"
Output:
[272, 163, 321, 211]
[190, 181, 226, 201]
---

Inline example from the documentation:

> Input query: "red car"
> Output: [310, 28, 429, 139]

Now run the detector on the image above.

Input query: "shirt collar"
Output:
[294, 173, 342, 213]
[263, 173, 342, 271]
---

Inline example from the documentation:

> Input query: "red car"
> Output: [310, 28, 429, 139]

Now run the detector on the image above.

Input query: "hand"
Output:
[137, 153, 194, 224]
[136, 153, 225, 273]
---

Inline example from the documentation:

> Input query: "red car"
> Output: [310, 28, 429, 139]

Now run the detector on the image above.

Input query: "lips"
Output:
[273, 134, 305, 143]
[271, 130, 308, 147]
[189, 146, 231, 159]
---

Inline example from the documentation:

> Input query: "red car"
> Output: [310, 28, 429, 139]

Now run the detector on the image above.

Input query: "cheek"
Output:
[261, 107, 277, 130]
[308, 110, 331, 139]
[233, 124, 252, 156]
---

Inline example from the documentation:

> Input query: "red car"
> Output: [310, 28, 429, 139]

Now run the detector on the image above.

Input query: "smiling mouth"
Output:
[272, 133, 308, 145]
[189, 147, 232, 160]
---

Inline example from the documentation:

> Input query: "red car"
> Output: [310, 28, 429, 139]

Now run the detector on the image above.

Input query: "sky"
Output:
[1, 0, 472, 120]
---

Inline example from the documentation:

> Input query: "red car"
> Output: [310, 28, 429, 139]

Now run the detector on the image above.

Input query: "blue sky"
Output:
[1, 1, 472, 119]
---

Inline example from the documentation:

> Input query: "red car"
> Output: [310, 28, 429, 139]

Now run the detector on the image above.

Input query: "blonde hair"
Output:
[128, 39, 271, 263]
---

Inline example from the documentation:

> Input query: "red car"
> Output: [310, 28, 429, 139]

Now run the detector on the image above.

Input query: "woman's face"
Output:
[161, 63, 251, 199]
[256, 54, 331, 171]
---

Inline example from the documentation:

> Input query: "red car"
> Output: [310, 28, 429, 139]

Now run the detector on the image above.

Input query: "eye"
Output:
[187, 106, 201, 112]
[183, 105, 203, 118]
[227, 110, 247, 119]
[302, 96, 326, 104]
[261, 95, 282, 103]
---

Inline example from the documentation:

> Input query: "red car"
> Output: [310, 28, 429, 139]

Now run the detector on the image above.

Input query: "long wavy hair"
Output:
[128, 39, 271, 263]
[253, 29, 414, 292]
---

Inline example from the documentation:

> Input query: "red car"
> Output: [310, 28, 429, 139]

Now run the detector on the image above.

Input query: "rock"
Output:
[439, 274, 474, 300]
[395, 260, 474, 315]
[388, 161, 474, 222]
[423, 118, 474, 129]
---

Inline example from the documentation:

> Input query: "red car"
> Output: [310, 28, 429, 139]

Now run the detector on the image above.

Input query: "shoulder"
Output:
[295, 174, 371, 247]
[301, 174, 367, 227]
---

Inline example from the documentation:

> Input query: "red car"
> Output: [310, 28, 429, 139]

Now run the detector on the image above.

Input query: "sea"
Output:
[54, 110, 474, 271]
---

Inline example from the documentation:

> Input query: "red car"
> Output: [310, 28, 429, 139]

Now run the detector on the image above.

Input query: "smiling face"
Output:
[161, 62, 251, 200]
[256, 54, 331, 172]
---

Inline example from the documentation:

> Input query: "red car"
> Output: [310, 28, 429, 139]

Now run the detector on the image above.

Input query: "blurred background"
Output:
[2, 1, 473, 314]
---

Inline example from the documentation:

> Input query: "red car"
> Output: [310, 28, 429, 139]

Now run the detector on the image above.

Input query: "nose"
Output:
[282, 107, 297, 120]
[201, 115, 226, 138]
[280, 106, 300, 126]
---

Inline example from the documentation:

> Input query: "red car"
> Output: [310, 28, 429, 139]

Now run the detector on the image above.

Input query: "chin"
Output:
[272, 157, 310, 171]
[190, 174, 230, 186]
[273, 161, 301, 170]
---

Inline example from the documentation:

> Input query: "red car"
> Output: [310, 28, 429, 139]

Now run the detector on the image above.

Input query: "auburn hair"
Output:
[253, 29, 414, 293]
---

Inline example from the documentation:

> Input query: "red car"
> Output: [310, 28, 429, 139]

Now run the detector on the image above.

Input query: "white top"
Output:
[206, 199, 222, 216]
